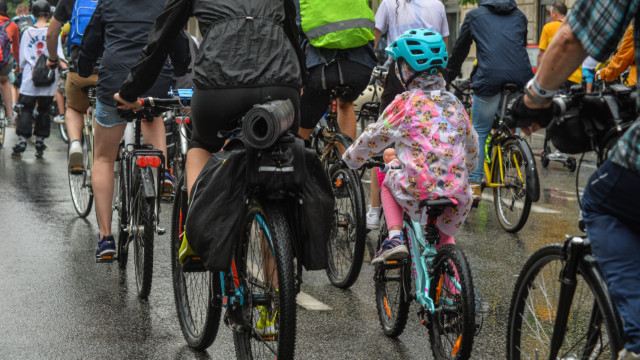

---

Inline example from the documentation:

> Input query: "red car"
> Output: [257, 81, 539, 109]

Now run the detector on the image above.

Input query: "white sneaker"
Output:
[547, 150, 565, 160]
[53, 115, 65, 124]
[68, 140, 83, 170]
[366, 206, 381, 230]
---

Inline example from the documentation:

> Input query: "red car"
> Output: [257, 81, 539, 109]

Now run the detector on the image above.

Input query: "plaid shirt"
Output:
[568, 0, 640, 173]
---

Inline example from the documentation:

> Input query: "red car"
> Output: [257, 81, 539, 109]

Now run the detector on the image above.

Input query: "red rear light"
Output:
[136, 156, 162, 168]
[176, 117, 191, 124]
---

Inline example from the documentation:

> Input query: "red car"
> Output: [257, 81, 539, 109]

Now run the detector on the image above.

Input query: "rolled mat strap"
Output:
[243, 99, 295, 149]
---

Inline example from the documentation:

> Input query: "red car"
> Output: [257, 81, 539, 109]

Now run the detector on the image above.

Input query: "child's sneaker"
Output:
[371, 233, 408, 264]
[35, 140, 47, 159]
[96, 234, 116, 261]
[366, 205, 381, 230]
[255, 306, 277, 339]
[53, 114, 65, 124]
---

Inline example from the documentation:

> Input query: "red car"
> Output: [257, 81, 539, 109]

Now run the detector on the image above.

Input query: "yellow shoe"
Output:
[178, 232, 197, 265]
[470, 182, 482, 207]
[255, 306, 278, 338]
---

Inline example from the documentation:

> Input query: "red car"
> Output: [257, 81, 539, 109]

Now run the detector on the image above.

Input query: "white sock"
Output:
[368, 206, 380, 215]
[389, 230, 402, 239]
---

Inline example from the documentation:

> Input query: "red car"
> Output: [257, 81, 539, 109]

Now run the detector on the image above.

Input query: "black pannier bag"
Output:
[185, 102, 334, 272]
[547, 85, 637, 154]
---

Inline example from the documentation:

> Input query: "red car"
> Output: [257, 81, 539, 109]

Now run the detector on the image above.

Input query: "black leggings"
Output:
[16, 94, 53, 139]
[190, 86, 300, 153]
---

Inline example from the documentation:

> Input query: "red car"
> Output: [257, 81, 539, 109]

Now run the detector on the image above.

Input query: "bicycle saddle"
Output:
[419, 198, 457, 210]
[502, 83, 520, 94]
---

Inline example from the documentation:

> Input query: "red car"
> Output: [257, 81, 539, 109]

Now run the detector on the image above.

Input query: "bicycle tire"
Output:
[374, 218, 410, 337]
[171, 175, 221, 350]
[233, 202, 296, 360]
[427, 244, 475, 360]
[68, 134, 93, 217]
[493, 138, 534, 233]
[326, 162, 367, 289]
[507, 243, 623, 360]
[131, 167, 155, 299]
[115, 160, 128, 269]
[0, 117, 5, 149]
[59, 123, 69, 144]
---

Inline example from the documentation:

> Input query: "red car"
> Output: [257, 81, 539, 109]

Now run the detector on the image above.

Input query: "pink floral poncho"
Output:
[343, 70, 479, 236]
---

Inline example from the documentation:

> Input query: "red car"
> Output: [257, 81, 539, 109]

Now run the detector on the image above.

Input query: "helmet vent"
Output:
[410, 49, 424, 55]
[431, 60, 443, 65]
[430, 48, 440, 54]
[407, 40, 421, 46]
[424, 32, 435, 36]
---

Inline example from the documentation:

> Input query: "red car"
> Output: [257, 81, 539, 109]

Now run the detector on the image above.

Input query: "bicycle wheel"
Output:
[131, 167, 155, 299]
[326, 162, 367, 288]
[59, 123, 69, 144]
[507, 243, 623, 360]
[68, 134, 93, 217]
[427, 244, 476, 360]
[374, 218, 410, 337]
[171, 175, 221, 350]
[233, 202, 296, 360]
[493, 138, 535, 232]
[114, 160, 128, 269]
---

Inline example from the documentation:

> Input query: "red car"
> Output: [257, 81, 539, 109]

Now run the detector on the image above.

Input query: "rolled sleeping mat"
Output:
[243, 99, 295, 149]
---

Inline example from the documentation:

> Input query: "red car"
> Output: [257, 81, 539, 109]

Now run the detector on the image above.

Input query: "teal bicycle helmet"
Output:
[386, 29, 448, 75]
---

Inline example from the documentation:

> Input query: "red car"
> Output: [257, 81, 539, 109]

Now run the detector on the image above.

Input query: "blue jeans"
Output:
[469, 93, 502, 183]
[582, 160, 640, 353]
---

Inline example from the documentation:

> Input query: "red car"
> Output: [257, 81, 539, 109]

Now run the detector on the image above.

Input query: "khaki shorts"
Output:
[0, 59, 13, 76]
[65, 72, 98, 113]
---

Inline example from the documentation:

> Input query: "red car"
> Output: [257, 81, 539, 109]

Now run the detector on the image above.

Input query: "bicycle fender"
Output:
[514, 137, 540, 202]
[139, 167, 156, 199]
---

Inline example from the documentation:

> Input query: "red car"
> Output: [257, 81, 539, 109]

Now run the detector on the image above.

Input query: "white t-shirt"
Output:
[19, 26, 65, 97]
[375, 0, 450, 44]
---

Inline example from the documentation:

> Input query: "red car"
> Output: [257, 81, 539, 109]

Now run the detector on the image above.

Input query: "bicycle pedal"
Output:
[69, 166, 84, 174]
[96, 254, 116, 263]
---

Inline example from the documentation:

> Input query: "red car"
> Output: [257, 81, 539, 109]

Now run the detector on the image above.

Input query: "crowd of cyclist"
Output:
[1, 0, 639, 358]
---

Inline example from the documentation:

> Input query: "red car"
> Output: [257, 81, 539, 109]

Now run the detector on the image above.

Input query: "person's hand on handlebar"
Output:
[114, 93, 142, 112]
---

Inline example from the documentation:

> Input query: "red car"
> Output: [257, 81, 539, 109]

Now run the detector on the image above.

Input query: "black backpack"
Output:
[32, 54, 55, 87]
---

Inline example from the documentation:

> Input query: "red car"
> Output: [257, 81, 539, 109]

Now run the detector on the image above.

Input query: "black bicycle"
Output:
[506, 84, 638, 360]
[172, 99, 307, 359]
[310, 85, 367, 289]
[109, 99, 170, 300]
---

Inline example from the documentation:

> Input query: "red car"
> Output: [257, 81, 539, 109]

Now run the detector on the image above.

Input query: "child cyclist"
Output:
[342, 29, 479, 264]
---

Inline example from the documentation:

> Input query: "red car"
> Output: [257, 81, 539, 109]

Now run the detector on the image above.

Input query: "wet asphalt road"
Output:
[0, 126, 597, 359]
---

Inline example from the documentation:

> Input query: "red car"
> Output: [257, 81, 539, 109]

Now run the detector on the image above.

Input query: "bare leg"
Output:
[65, 107, 83, 142]
[140, 116, 167, 162]
[93, 122, 126, 237]
[0, 76, 12, 118]
[186, 147, 211, 197]
[55, 91, 65, 115]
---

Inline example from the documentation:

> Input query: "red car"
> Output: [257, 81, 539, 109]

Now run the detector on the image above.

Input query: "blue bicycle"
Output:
[367, 162, 476, 359]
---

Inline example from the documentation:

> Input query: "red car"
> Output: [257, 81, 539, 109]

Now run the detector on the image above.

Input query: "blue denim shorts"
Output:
[95, 100, 127, 128]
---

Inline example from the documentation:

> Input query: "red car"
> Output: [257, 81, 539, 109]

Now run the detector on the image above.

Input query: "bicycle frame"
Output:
[400, 217, 461, 315]
[483, 129, 526, 189]
[547, 237, 625, 360]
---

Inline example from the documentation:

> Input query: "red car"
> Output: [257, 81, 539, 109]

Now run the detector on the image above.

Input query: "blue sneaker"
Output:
[96, 234, 116, 261]
[371, 234, 408, 264]
[163, 170, 174, 195]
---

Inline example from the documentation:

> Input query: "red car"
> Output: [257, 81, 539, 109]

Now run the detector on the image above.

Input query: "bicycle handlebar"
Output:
[118, 97, 191, 120]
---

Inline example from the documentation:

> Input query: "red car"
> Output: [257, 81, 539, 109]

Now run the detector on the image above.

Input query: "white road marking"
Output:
[481, 193, 561, 214]
[297, 292, 333, 311]
[248, 259, 332, 311]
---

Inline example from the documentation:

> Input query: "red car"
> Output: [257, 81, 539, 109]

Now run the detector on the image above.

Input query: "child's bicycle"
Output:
[362, 160, 477, 360]
[480, 83, 540, 233]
